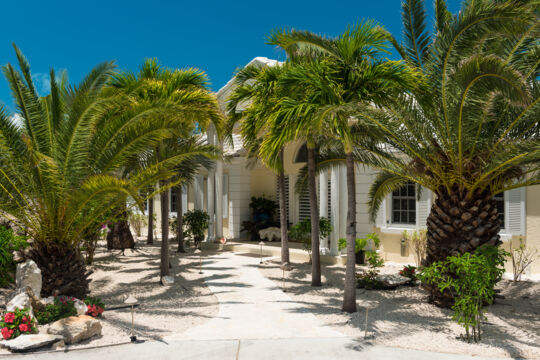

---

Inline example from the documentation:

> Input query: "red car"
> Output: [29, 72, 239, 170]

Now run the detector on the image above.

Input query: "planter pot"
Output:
[355, 250, 365, 265]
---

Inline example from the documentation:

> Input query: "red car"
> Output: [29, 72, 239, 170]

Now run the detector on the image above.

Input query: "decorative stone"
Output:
[16, 260, 42, 298]
[161, 276, 175, 285]
[6, 292, 32, 315]
[0, 334, 63, 352]
[47, 315, 102, 344]
[259, 227, 281, 242]
[73, 298, 87, 316]
[50, 339, 65, 350]
[375, 274, 411, 289]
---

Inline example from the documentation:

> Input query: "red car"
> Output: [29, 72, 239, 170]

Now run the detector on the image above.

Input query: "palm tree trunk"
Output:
[160, 180, 170, 279]
[278, 149, 289, 264]
[176, 185, 186, 253]
[147, 194, 154, 245]
[342, 152, 357, 313]
[307, 146, 321, 286]
[424, 185, 502, 307]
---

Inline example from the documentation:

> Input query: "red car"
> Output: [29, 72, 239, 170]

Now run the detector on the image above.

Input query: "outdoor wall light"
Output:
[259, 241, 265, 264]
[194, 249, 202, 274]
[124, 295, 138, 342]
[280, 263, 293, 292]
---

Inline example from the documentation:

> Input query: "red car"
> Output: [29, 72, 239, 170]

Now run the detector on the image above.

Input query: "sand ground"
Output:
[258, 259, 540, 359]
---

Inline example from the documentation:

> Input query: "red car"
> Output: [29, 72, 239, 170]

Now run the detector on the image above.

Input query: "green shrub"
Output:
[356, 270, 384, 290]
[419, 246, 508, 342]
[35, 296, 77, 325]
[128, 212, 148, 237]
[289, 217, 332, 261]
[84, 296, 105, 317]
[183, 210, 209, 248]
[0, 308, 37, 340]
[0, 226, 28, 287]
[338, 232, 381, 253]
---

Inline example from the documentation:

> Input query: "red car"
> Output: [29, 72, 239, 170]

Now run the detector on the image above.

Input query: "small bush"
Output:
[0, 308, 37, 340]
[128, 212, 148, 237]
[84, 296, 105, 317]
[0, 226, 28, 287]
[35, 296, 77, 325]
[288, 217, 332, 262]
[419, 246, 507, 342]
[183, 210, 209, 248]
[510, 238, 539, 281]
[399, 265, 417, 281]
[402, 229, 427, 267]
[356, 270, 384, 290]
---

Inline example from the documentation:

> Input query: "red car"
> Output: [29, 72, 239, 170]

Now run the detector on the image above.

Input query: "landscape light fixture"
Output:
[194, 249, 202, 274]
[280, 263, 292, 292]
[124, 295, 138, 342]
[259, 241, 265, 264]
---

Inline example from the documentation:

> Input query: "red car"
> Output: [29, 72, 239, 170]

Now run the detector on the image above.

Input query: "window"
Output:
[294, 144, 308, 163]
[170, 188, 178, 213]
[391, 182, 416, 225]
[494, 193, 505, 229]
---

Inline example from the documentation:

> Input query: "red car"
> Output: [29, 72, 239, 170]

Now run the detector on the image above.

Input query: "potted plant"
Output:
[338, 233, 380, 265]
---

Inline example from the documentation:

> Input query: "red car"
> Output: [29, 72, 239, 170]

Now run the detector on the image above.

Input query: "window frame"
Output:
[390, 182, 417, 226]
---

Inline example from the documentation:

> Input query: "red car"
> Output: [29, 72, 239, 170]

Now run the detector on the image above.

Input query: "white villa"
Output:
[150, 57, 540, 278]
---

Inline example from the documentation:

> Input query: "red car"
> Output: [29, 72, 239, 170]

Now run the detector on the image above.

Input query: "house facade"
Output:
[150, 57, 540, 278]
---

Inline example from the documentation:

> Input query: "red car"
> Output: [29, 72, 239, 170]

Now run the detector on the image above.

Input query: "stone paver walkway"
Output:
[168, 251, 344, 340]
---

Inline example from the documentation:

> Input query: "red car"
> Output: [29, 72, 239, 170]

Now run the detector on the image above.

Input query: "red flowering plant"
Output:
[84, 296, 105, 318]
[0, 308, 37, 340]
[399, 265, 417, 281]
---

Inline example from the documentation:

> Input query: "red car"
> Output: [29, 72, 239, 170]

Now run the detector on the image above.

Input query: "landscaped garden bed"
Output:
[0, 238, 218, 354]
[258, 260, 540, 359]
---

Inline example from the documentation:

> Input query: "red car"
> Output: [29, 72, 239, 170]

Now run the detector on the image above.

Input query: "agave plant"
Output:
[0, 47, 205, 298]
[358, 0, 540, 305]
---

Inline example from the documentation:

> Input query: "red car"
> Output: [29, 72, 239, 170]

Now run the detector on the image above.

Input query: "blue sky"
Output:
[0, 0, 460, 111]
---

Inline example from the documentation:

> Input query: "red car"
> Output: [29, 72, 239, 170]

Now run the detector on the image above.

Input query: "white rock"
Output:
[259, 227, 281, 242]
[41, 296, 55, 305]
[375, 274, 411, 288]
[0, 334, 63, 352]
[50, 339, 65, 350]
[47, 315, 102, 344]
[73, 298, 87, 316]
[6, 293, 34, 318]
[161, 275, 175, 285]
[16, 260, 42, 298]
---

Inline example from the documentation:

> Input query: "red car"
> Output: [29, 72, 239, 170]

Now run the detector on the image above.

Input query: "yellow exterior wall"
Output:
[250, 167, 276, 200]
[526, 185, 540, 275]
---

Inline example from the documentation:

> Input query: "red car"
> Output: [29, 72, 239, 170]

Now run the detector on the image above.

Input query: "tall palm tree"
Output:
[226, 63, 291, 264]
[109, 59, 223, 281]
[0, 46, 197, 298]
[355, 0, 539, 306]
[269, 22, 421, 312]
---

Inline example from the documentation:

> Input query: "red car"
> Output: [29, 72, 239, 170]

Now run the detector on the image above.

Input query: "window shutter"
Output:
[507, 188, 525, 235]
[416, 187, 431, 229]
[375, 198, 387, 229]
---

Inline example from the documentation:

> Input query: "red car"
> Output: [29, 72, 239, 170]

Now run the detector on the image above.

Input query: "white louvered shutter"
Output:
[416, 187, 432, 229]
[375, 198, 387, 229]
[507, 188, 525, 235]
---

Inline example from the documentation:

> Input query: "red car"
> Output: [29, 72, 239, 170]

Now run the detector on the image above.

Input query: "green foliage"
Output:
[365, 251, 384, 269]
[356, 270, 383, 290]
[339, 232, 380, 252]
[84, 296, 105, 317]
[35, 297, 77, 325]
[182, 210, 209, 247]
[399, 265, 417, 281]
[402, 229, 427, 267]
[289, 217, 332, 260]
[0, 308, 37, 340]
[419, 246, 508, 342]
[128, 212, 148, 237]
[240, 197, 279, 240]
[0, 226, 28, 286]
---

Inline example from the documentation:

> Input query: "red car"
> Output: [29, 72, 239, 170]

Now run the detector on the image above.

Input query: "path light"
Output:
[259, 241, 265, 264]
[124, 295, 138, 342]
[194, 249, 202, 274]
[280, 263, 293, 292]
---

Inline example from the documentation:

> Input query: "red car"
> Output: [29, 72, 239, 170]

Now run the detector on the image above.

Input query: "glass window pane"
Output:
[409, 211, 416, 224]
[401, 199, 408, 210]
[400, 187, 407, 196]
[409, 199, 416, 210]
[408, 184, 415, 197]
[393, 211, 401, 223]
[393, 199, 400, 210]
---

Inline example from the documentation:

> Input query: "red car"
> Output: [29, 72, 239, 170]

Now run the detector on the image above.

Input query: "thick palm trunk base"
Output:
[424, 185, 502, 307]
[107, 219, 135, 250]
[30, 243, 91, 299]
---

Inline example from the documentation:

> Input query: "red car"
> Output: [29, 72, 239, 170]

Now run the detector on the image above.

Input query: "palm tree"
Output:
[0, 46, 197, 298]
[355, 0, 539, 306]
[109, 59, 223, 281]
[269, 22, 421, 312]
[226, 63, 291, 264]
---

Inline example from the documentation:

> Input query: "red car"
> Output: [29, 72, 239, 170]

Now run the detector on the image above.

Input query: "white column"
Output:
[154, 183, 162, 238]
[215, 157, 224, 239]
[194, 176, 204, 210]
[319, 171, 329, 254]
[330, 168, 340, 256]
